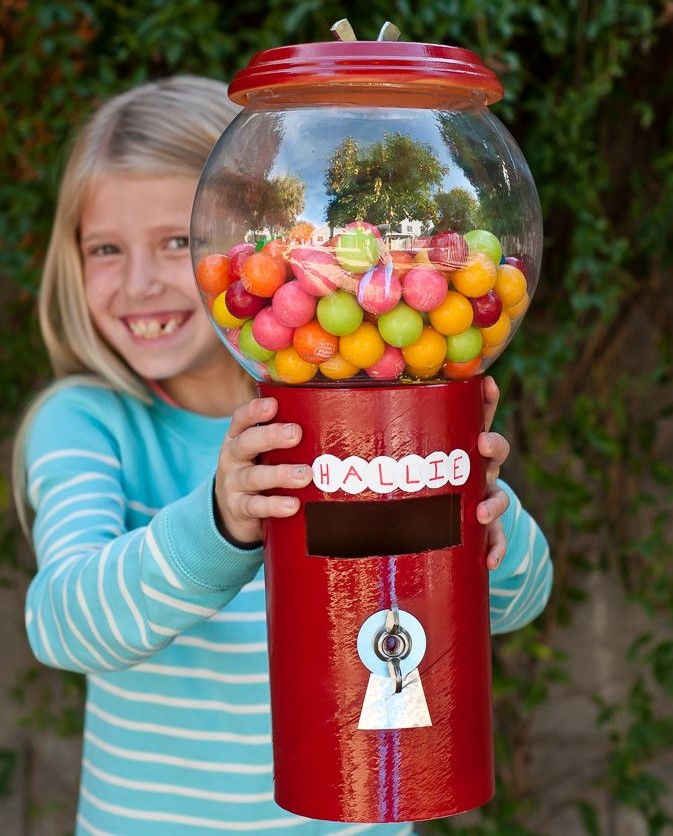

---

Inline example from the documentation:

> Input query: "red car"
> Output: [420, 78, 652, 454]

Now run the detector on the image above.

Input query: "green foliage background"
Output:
[1, 0, 672, 833]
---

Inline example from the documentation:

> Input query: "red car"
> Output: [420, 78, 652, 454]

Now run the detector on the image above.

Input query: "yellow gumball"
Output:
[319, 353, 360, 380]
[494, 264, 527, 308]
[274, 347, 318, 384]
[480, 311, 511, 347]
[405, 362, 444, 380]
[481, 341, 507, 358]
[451, 252, 497, 298]
[402, 326, 447, 371]
[339, 322, 385, 368]
[211, 292, 247, 328]
[506, 292, 530, 320]
[428, 290, 474, 335]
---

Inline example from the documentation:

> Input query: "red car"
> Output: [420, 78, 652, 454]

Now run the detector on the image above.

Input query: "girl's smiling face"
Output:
[80, 173, 238, 409]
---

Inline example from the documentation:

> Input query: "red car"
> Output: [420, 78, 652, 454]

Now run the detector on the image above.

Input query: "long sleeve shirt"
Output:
[24, 382, 551, 835]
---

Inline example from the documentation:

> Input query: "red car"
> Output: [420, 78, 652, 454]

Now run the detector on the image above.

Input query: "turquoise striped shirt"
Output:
[23, 383, 551, 835]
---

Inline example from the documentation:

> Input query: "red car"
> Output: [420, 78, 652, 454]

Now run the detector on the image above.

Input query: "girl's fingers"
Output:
[485, 519, 507, 570]
[226, 421, 303, 463]
[237, 492, 302, 520]
[234, 462, 313, 493]
[227, 397, 278, 439]
[478, 431, 510, 468]
[477, 486, 510, 525]
[482, 376, 500, 433]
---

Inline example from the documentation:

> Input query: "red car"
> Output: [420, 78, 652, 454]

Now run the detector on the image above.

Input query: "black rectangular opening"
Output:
[305, 494, 462, 558]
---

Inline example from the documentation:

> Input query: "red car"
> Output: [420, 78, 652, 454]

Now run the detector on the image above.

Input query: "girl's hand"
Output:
[214, 397, 313, 546]
[477, 376, 511, 571]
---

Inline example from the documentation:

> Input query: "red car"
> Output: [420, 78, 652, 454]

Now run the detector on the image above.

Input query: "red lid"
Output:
[228, 41, 503, 105]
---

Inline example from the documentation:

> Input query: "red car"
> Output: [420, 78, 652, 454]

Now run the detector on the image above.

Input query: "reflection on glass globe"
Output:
[191, 46, 542, 386]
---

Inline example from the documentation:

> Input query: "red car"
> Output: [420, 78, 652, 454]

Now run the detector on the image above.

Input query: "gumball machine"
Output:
[191, 20, 542, 824]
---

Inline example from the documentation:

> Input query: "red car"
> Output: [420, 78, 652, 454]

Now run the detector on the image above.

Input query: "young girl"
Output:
[14, 76, 552, 835]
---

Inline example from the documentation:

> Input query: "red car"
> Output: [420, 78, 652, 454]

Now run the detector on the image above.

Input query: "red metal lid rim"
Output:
[229, 41, 503, 105]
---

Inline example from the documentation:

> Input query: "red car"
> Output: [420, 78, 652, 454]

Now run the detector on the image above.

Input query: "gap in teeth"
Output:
[128, 316, 184, 338]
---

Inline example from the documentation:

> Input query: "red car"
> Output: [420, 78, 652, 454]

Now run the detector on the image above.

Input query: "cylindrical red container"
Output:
[259, 377, 492, 822]
[191, 29, 543, 825]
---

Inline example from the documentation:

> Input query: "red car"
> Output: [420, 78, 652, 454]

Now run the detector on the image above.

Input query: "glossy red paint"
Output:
[258, 377, 494, 822]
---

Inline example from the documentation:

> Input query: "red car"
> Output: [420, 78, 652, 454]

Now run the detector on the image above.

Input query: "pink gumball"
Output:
[290, 247, 343, 297]
[251, 307, 294, 351]
[272, 281, 317, 327]
[401, 267, 449, 312]
[365, 345, 405, 380]
[357, 266, 402, 315]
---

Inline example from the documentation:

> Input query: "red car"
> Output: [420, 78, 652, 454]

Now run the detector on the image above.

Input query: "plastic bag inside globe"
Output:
[190, 40, 542, 386]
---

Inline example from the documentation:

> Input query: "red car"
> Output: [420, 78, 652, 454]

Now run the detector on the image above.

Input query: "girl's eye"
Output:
[89, 243, 119, 257]
[166, 235, 190, 250]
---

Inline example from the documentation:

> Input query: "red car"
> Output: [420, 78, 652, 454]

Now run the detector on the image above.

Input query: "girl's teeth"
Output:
[128, 316, 184, 338]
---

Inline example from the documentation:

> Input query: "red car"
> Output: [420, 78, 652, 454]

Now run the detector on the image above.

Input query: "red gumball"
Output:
[470, 290, 503, 328]
[225, 279, 266, 319]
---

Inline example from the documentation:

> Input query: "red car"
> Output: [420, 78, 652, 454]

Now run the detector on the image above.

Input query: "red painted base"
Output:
[258, 378, 494, 823]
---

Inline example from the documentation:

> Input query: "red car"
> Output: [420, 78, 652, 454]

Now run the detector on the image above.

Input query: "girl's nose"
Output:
[123, 250, 164, 300]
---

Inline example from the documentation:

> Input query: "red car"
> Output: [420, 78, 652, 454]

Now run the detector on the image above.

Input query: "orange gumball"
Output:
[428, 290, 474, 335]
[402, 326, 447, 371]
[319, 353, 360, 380]
[240, 252, 287, 298]
[443, 356, 482, 380]
[452, 252, 497, 298]
[196, 253, 232, 295]
[274, 347, 318, 384]
[339, 322, 386, 369]
[405, 362, 444, 380]
[480, 310, 511, 347]
[263, 239, 293, 277]
[494, 264, 527, 308]
[293, 320, 339, 364]
[506, 292, 530, 320]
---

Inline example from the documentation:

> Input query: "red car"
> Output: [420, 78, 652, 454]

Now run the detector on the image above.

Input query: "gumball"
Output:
[470, 290, 503, 328]
[365, 345, 405, 380]
[239, 319, 275, 363]
[428, 290, 474, 335]
[196, 253, 231, 295]
[227, 327, 241, 350]
[446, 326, 483, 363]
[339, 322, 386, 368]
[377, 302, 424, 348]
[388, 250, 415, 279]
[480, 310, 511, 347]
[413, 249, 432, 265]
[265, 356, 282, 382]
[240, 252, 286, 298]
[344, 220, 383, 241]
[506, 292, 530, 320]
[402, 326, 447, 371]
[251, 307, 294, 351]
[463, 229, 503, 265]
[272, 281, 317, 327]
[357, 266, 402, 315]
[402, 267, 448, 312]
[335, 228, 380, 274]
[211, 292, 248, 329]
[225, 280, 266, 320]
[505, 253, 534, 279]
[481, 341, 507, 359]
[406, 362, 444, 380]
[428, 231, 469, 269]
[319, 353, 360, 380]
[293, 320, 339, 364]
[443, 356, 482, 380]
[227, 243, 255, 280]
[494, 264, 527, 308]
[291, 247, 343, 296]
[263, 238, 293, 277]
[451, 252, 497, 298]
[316, 290, 364, 336]
[274, 347, 318, 384]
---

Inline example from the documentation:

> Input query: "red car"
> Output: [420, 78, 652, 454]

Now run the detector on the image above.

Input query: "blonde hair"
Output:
[14, 76, 241, 535]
